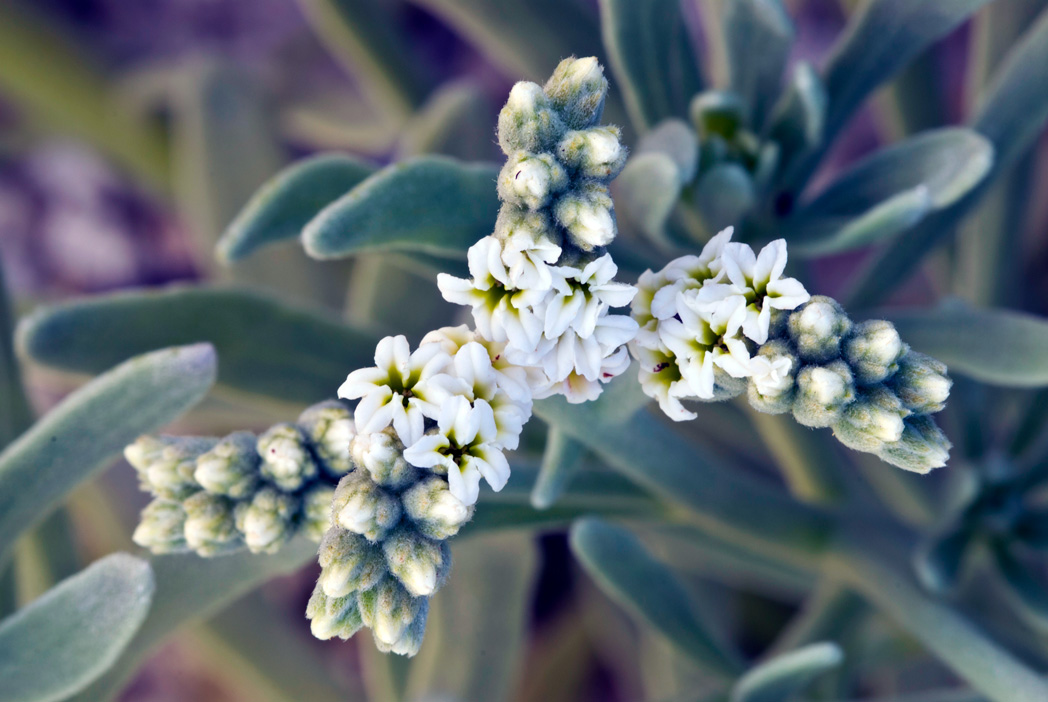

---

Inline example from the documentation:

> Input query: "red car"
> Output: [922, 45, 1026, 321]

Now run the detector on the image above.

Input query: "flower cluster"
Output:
[631, 228, 953, 473]
[439, 57, 638, 404]
[127, 401, 353, 556]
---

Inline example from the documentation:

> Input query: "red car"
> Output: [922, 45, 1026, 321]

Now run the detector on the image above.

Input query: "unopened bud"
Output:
[792, 360, 855, 428]
[182, 492, 241, 557]
[788, 296, 852, 362]
[402, 476, 473, 540]
[557, 126, 626, 180]
[125, 436, 215, 499]
[890, 352, 952, 414]
[194, 431, 260, 498]
[361, 577, 424, 649]
[383, 528, 451, 597]
[553, 182, 616, 251]
[844, 320, 907, 385]
[543, 56, 608, 129]
[747, 341, 797, 414]
[302, 483, 336, 542]
[317, 527, 386, 597]
[133, 499, 187, 553]
[257, 423, 319, 492]
[497, 152, 568, 210]
[306, 583, 363, 640]
[832, 386, 908, 453]
[298, 401, 356, 477]
[332, 471, 401, 542]
[236, 487, 299, 554]
[877, 415, 952, 474]
[350, 430, 417, 489]
[378, 599, 429, 657]
[497, 82, 565, 154]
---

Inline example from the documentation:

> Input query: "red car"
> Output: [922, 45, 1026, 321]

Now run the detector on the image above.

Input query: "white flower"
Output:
[648, 227, 734, 320]
[522, 313, 638, 384]
[337, 335, 449, 446]
[534, 343, 633, 403]
[500, 224, 561, 291]
[720, 240, 809, 344]
[749, 354, 793, 397]
[421, 325, 541, 404]
[402, 396, 511, 507]
[634, 344, 697, 421]
[544, 254, 636, 339]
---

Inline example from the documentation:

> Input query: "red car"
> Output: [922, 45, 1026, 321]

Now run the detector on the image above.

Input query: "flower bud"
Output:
[543, 56, 608, 129]
[332, 471, 401, 542]
[402, 476, 473, 540]
[298, 401, 356, 477]
[383, 528, 452, 597]
[360, 577, 424, 649]
[557, 126, 627, 180]
[832, 386, 908, 453]
[133, 499, 187, 553]
[497, 152, 568, 210]
[182, 492, 241, 557]
[844, 320, 908, 385]
[497, 81, 565, 154]
[317, 527, 386, 597]
[350, 430, 417, 489]
[302, 483, 336, 542]
[792, 360, 855, 428]
[788, 296, 852, 362]
[257, 423, 319, 492]
[494, 205, 558, 248]
[236, 487, 299, 554]
[890, 352, 952, 414]
[380, 600, 429, 657]
[306, 583, 364, 640]
[553, 182, 616, 251]
[193, 431, 260, 498]
[125, 436, 215, 499]
[877, 415, 952, 474]
[747, 340, 798, 414]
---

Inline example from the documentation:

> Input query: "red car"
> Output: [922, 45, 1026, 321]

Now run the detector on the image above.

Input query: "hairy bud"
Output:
[302, 483, 337, 542]
[877, 415, 952, 474]
[832, 386, 908, 453]
[890, 352, 952, 414]
[332, 471, 401, 542]
[182, 492, 241, 556]
[844, 320, 907, 385]
[237, 487, 299, 554]
[125, 436, 216, 499]
[351, 430, 417, 489]
[543, 56, 608, 129]
[788, 296, 852, 362]
[257, 423, 319, 492]
[194, 431, 260, 498]
[553, 182, 616, 252]
[497, 152, 568, 210]
[402, 476, 473, 540]
[298, 401, 356, 476]
[317, 527, 386, 597]
[306, 584, 364, 640]
[792, 360, 855, 428]
[747, 340, 798, 414]
[132, 499, 187, 553]
[497, 82, 565, 154]
[557, 126, 627, 180]
[383, 528, 452, 597]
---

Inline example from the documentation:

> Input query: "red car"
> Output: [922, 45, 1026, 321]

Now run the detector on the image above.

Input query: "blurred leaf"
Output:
[296, 0, 429, 116]
[531, 427, 588, 510]
[17, 286, 380, 406]
[792, 187, 931, 256]
[615, 153, 684, 244]
[218, 154, 377, 263]
[0, 553, 154, 702]
[913, 526, 974, 594]
[0, 262, 32, 448]
[731, 642, 843, 702]
[599, 0, 704, 131]
[746, 409, 846, 504]
[0, 4, 170, 188]
[0, 344, 216, 560]
[303, 156, 499, 259]
[991, 542, 1048, 633]
[887, 304, 1048, 387]
[69, 540, 316, 702]
[694, 164, 757, 236]
[723, 0, 793, 128]
[637, 119, 700, 182]
[13, 509, 82, 605]
[768, 581, 865, 655]
[396, 81, 495, 161]
[406, 532, 536, 702]
[822, 0, 993, 138]
[766, 63, 827, 176]
[570, 517, 744, 676]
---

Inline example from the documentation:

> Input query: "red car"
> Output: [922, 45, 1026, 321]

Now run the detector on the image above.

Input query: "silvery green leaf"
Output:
[69, 539, 316, 702]
[0, 553, 153, 702]
[396, 81, 495, 161]
[821, 0, 993, 137]
[599, 0, 704, 130]
[723, 0, 794, 128]
[764, 62, 826, 178]
[614, 152, 683, 244]
[570, 517, 744, 676]
[217, 154, 377, 263]
[886, 304, 1048, 387]
[694, 163, 756, 233]
[637, 118, 699, 183]
[991, 542, 1048, 633]
[913, 525, 974, 594]
[0, 264, 32, 448]
[730, 642, 843, 702]
[16, 286, 378, 405]
[530, 427, 588, 510]
[302, 156, 500, 259]
[791, 186, 931, 256]
[0, 344, 215, 559]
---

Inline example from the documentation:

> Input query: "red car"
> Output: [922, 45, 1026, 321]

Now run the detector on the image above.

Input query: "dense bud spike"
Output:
[543, 56, 608, 129]
[844, 320, 907, 385]
[298, 401, 356, 476]
[890, 352, 952, 414]
[788, 296, 852, 362]
[133, 499, 188, 553]
[332, 470, 402, 543]
[257, 423, 319, 492]
[194, 431, 260, 498]
[237, 487, 299, 554]
[125, 436, 216, 500]
[182, 492, 241, 556]
[497, 82, 565, 155]
[792, 360, 856, 428]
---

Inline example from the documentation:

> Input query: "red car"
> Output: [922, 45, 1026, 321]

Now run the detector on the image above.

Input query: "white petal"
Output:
[337, 367, 388, 399]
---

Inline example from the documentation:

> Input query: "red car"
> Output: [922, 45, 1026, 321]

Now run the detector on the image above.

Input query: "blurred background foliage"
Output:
[2, 0, 1048, 701]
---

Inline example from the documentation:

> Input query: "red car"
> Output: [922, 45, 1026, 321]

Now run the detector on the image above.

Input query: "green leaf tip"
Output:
[731, 642, 843, 702]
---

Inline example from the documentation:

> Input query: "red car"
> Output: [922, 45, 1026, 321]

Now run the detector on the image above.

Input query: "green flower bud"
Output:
[302, 483, 336, 542]
[236, 487, 299, 554]
[690, 91, 747, 143]
[257, 423, 319, 492]
[383, 528, 452, 597]
[890, 352, 952, 414]
[543, 56, 608, 129]
[317, 527, 386, 597]
[844, 320, 908, 385]
[877, 415, 951, 474]
[553, 182, 616, 252]
[350, 430, 418, 490]
[747, 340, 798, 415]
[182, 492, 241, 557]
[792, 360, 856, 428]
[133, 499, 187, 554]
[306, 583, 363, 640]
[497, 81, 565, 154]
[832, 386, 908, 453]
[361, 577, 424, 650]
[298, 401, 356, 477]
[494, 205, 558, 247]
[788, 296, 852, 362]
[332, 471, 401, 543]
[193, 431, 260, 498]
[402, 476, 473, 540]
[125, 436, 215, 499]
[556, 126, 627, 180]
[376, 599, 429, 657]
[497, 152, 568, 210]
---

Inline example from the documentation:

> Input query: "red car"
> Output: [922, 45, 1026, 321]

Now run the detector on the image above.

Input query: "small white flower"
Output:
[337, 335, 450, 446]
[660, 290, 751, 400]
[523, 312, 638, 384]
[749, 354, 793, 397]
[545, 254, 637, 339]
[648, 227, 734, 320]
[402, 396, 511, 507]
[634, 345, 697, 421]
[421, 325, 540, 404]
[720, 240, 809, 344]
[500, 224, 561, 291]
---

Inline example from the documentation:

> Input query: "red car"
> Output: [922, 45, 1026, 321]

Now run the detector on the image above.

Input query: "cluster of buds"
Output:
[127, 401, 354, 556]
[440, 57, 639, 404]
[630, 228, 952, 473]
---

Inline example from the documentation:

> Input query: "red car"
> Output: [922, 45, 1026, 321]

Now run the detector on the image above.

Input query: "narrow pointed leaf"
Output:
[792, 186, 931, 256]
[887, 304, 1048, 387]
[302, 156, 499, 259]
[0, 262, 32, 448]
[599, 0, 704, 130]
[723, 0, 793, 128]
[913, 525, 974, 593]
[16, 286, 380, 405]
[0, 553, 154, 702]
[396, 81, 495, 161]
[218, 154, 377, 263]
[765, 62, 827, 176]
[0, 344, 215, 559]
[571, 518, 744, 676]
[731, 642, 843, 702]
[531, 427, 588, 509]
[991, 542, 1048, 632]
